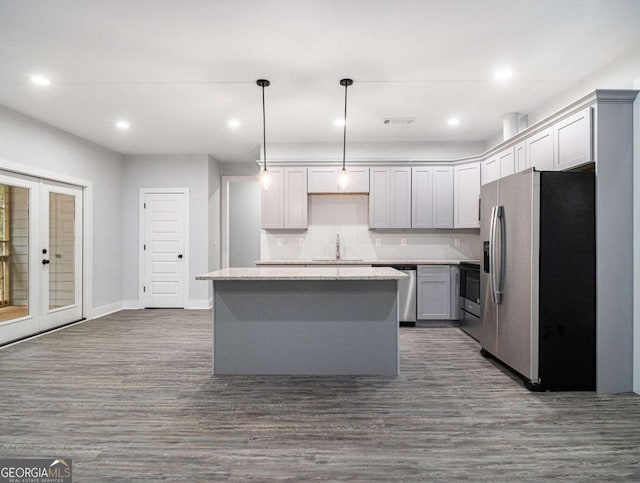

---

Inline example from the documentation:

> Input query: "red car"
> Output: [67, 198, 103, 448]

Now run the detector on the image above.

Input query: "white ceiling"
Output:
[0, 0, 639, 163]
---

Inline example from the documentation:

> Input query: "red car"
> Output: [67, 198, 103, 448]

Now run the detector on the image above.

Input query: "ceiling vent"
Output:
[383, 117, 415, 125]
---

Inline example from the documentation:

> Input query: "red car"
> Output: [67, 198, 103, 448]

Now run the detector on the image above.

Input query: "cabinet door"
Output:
[369, 167, 390, 228]
[432, 167, 454, 228]
[261, 167, 284, 229]
[554, 106, 593, 170]
[411, 167, 433, 228]
[482, 156, 499, 185]
[417, 265, 451, 320]
[283, 167, 308, 229]
[340, 167, 370, 193]
[454, 162, 481, 228]
[498, 147, 515, 178]
[307, 167, 337, 193]
[527, 127, 554, 170]
[515, 141, 528, 172]
[390, 167, 412, 228]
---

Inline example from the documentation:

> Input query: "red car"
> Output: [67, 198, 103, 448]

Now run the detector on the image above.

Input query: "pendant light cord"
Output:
[342, 83, 348, 171]
[261, 83, 267, 171]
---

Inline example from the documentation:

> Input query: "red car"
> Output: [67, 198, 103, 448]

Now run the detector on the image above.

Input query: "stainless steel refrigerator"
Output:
[480, 168, 595, 391]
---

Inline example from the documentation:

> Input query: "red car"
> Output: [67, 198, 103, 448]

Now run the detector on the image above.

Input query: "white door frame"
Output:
[138, 188, 190, 307]
[0, 158, 92, 320]
[221, 176, 258, 268]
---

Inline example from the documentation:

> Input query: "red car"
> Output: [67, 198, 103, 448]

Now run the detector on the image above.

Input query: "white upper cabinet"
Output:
[307, 166, 370, 193]
[261, 167, 308, 229]
[515, 140, 528, 172]
[482, 155, 499, 185]
[527, 127, 554, 170]
[432, 167, 454, 228]
[340, 167, 370, 193]
[390, 167, 412, 228]
[411, 166, 453, 229]
[369, 167, 411, 229]
[498, 146, 515, 178]
[283, 167, 308, 229]
[554, 106, 593, 170]
[454, 162, 481, 229]
[411, 167, 433, 228]
[261, 167, 284, 229]
[306, 167, 337, 193]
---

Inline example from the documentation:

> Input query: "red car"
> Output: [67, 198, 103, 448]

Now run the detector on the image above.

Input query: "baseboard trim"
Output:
[88, 301, 124, 320]
[187, 299, 213, 309]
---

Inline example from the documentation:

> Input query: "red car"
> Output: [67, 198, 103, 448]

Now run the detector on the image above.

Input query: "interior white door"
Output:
[40, 182, 83, 331]
[142, 191, 186, 308]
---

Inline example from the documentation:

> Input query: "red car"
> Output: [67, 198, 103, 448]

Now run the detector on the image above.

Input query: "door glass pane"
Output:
[0, 184, 29, 323]
[49, 192, 75, 310]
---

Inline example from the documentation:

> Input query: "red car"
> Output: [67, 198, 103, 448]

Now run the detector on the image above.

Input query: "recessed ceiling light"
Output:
[30, 75, 51, 86]
[448, 118, 461, 126]
[334, 118, 345, 127]
[115, 120, 130, 130]
[494, 68, 513, 81]
[227, 119, 240, 128]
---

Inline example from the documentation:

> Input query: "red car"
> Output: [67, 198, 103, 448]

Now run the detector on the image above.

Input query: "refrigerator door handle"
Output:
[495, 205, 505, 304]
[489, 206, 498, 303]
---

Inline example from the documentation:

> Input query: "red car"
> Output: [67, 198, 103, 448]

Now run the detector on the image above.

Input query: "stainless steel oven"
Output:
[459, 262, 481, 340]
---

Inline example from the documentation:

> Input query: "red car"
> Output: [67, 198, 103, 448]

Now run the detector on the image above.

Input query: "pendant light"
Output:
[339, 78, 353, 189]
[257, 79, 272, 189]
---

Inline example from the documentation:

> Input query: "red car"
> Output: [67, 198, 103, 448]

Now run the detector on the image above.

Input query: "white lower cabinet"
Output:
[417, 265, 451, 320]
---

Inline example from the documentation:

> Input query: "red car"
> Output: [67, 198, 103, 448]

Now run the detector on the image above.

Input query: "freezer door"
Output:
[480, 180, 498, 355]
[495, 169, 539, 381]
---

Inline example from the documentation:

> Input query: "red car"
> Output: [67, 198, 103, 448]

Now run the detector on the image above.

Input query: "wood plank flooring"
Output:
[1, 309, 639, 481]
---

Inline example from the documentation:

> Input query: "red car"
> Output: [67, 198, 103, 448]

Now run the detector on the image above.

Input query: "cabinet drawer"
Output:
[418, 265, 449, 277]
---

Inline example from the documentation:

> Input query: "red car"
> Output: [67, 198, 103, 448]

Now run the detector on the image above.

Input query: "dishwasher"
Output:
[374, 264, 417, 324]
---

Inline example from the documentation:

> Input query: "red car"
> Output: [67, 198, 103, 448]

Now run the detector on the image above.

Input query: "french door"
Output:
[0, 172, 83, 345]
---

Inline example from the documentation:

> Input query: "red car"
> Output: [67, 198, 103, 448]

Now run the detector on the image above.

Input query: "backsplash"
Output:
[260, 194, 481, 261]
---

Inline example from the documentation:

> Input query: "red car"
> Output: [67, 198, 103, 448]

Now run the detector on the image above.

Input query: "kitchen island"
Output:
[196, 267, 407, 376]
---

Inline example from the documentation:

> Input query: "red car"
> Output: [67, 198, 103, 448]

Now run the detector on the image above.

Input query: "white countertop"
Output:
[196, 266, 409, 281]
[255, 259, 480, 266]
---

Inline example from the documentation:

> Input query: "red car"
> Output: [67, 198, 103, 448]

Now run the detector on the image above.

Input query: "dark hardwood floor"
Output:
[1, 309, 639, 481]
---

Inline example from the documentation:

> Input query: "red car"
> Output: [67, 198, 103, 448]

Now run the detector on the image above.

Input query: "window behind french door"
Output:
[0, 172, 83, 345]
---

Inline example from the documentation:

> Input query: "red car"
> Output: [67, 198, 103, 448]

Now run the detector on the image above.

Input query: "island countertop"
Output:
[255, 259, 480, 266]
[196, 266, 409, 281]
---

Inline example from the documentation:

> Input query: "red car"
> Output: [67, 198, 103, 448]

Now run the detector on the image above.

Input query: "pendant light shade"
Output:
[339, 78, 353, 189]
[257, 79, 271, 189]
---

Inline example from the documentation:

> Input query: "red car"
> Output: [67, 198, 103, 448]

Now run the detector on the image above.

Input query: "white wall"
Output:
[261, 195, 480, 261]
[121, 154, 212, 308]
[0, 105, 124, 313]
[208, 156, 221, 273]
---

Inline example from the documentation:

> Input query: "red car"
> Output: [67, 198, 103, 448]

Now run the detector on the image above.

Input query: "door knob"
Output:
[178, 254, 183, 259]
[42, 259, 50, 265]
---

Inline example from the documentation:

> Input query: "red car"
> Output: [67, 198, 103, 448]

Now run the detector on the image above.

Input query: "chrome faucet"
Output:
[336, 234, 341, 260]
